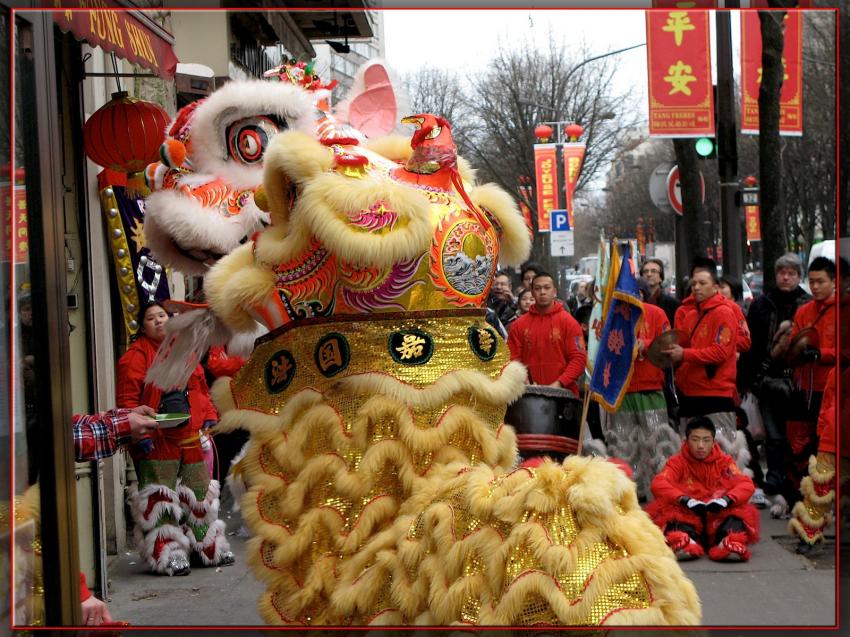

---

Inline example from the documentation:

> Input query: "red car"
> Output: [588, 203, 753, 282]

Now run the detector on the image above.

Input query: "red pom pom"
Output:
[160, 138, 187, 169]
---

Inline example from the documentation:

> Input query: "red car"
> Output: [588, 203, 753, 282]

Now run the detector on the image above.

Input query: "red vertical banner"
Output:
[745, 205, 762, 241]
[646, 9, 714, 137]
[534, 144, 558, 232]
[561, 143, 586, 228]
[741, 10, 803, 135]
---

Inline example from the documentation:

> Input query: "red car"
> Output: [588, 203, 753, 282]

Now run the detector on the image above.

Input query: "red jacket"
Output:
[651, 440, 755, 505]
[628, 302, 670, 392]
[726, 298, 751, 354]
[816, 368, 836, 455]
[508, 301, 587, 395]
[116, 334, 218, 434]
[206, 344, 246, 379]
[790, 293, 836, 392]
[676, 295, 750, 353]
[673, 292, 738, 398]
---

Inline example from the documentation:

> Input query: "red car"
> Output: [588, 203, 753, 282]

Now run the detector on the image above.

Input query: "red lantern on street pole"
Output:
[83, 91, 170, 195]
[534, 124, 553, 143]
[743, 174, 758, 186]
[564, 123, 584, 142]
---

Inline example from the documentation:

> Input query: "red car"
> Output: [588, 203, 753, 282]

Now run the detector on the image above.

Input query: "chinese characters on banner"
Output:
[740, 10, 803, 135]
[2, 181, 28, 263]
[562, 143, 586, 228]
[646, 9, 715, 137]
[533, 144, 558, 232]
[745, 205, 762, 241]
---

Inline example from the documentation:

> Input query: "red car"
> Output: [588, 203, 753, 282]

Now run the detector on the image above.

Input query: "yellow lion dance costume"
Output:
[199, 114, 700, 626]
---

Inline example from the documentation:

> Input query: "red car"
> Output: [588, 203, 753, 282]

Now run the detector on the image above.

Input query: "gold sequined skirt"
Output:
[214, 310, 701, 626]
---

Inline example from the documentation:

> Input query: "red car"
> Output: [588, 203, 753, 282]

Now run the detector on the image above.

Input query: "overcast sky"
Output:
[383, 9, 746, 130]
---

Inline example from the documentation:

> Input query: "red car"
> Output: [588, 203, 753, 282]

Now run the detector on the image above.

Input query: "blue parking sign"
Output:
[551, 209, 570, 232]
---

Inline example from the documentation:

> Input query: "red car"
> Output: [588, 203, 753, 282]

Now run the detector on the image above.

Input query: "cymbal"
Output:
[647, 329, 687, 369]
[785, 326, 819, 367]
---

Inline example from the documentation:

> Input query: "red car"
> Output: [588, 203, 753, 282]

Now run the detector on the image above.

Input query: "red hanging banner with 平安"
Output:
[534, 144, 558, 232]
[561, 143, 586, 229]
[646, 10, 714, 137]
[740, 10, 803, 135]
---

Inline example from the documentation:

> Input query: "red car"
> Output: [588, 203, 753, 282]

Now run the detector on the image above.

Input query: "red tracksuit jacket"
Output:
[508, 302, 587, 395]
[116, 334, 218, 434]
[651, 441, 755, 505]
[790, 294, 836, 392]
[673, 292, 738, 398]
[628, 302, 670, 392]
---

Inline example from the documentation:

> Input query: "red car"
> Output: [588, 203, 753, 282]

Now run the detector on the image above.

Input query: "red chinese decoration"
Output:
[83, 92, 170, 193]
[646, 10, 714, 137]
[564, 123, 584, 141]
[534, 124, 553, 142]
[562, 142, 586, 228]
[533, 144, 558, 232]
[740, 11, 803, 136]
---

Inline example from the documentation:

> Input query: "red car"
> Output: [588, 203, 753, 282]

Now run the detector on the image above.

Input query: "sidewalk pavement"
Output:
[105, 497, 838, 627]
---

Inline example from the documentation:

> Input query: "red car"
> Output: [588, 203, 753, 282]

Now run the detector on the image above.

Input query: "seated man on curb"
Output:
[645, 416, 760, 562]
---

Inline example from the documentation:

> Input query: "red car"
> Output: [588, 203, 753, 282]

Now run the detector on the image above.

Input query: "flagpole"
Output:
[576, 372, 593, 456]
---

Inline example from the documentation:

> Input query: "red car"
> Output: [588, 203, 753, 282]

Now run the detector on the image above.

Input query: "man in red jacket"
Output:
[508, 272, 587, 395]
[784, 256, 837, 491]
[664, 258, 749, 471]
[600, 278, 680, 500]
[646, 417, 759, 562]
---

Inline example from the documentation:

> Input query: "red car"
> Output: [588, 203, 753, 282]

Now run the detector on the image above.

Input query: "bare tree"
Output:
[452, 35, 641, 272]
[403, 68, 474, 154]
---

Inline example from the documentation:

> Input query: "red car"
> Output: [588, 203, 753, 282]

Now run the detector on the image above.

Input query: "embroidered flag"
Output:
[589, 245, 645, 413]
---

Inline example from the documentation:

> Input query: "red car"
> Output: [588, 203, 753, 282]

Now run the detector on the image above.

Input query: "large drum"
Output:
[504, 384, 582, 463]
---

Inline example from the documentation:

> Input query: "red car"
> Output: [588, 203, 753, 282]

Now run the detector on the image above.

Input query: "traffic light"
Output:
[695, 137, 716, 159]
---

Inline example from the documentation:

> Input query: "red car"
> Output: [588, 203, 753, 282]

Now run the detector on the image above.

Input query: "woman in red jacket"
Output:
[117, 303, 233, 576]
[646, 417, 760, 562]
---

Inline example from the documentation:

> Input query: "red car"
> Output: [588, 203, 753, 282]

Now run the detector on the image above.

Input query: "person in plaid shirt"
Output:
[73, 405, 156, 462]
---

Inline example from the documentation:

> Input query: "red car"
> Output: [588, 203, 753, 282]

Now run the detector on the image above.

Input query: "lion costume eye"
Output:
[226, 115, 286, 164]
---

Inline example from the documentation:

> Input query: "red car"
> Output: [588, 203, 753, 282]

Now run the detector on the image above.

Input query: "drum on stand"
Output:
[504, 384, 582, 464]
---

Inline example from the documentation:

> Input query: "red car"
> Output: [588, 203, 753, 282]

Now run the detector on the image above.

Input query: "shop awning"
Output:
[53, 1, 178, 80]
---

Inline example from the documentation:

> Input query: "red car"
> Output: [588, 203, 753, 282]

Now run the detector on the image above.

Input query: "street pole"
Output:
[717, 6, 743, 280]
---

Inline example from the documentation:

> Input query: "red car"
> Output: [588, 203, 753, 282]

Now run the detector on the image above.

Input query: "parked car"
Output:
[744, 271, 763, 297]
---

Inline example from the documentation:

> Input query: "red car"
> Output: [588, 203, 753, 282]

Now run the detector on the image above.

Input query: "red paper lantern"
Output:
[534, 124, 553, 142]
[564, 123, 584, 141]
[83, 92, 170, 175]
[743, 175, 758, 186]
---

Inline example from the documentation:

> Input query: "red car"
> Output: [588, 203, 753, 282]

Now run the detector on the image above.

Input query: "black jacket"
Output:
[647, 289, 681, 326]
[738, 285, 810, 389]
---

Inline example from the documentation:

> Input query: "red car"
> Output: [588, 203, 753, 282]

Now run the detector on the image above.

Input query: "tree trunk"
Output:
[759, 8, 788, 289]
[673, 138, 708, 270]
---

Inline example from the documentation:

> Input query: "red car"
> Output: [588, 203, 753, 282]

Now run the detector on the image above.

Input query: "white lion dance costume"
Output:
[146, 63, 701, 624]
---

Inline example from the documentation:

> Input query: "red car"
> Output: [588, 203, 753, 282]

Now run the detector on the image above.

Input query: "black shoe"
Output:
[796, 540, 820, 556]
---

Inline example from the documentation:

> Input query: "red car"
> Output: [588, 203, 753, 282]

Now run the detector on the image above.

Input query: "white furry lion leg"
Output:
[789, 453, 835, 546]
[127, 483, 190, 575]
[178, 480, 234, 566]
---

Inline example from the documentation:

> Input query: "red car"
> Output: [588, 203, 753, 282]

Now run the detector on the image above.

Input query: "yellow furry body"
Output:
[206, 129, 701, 625]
